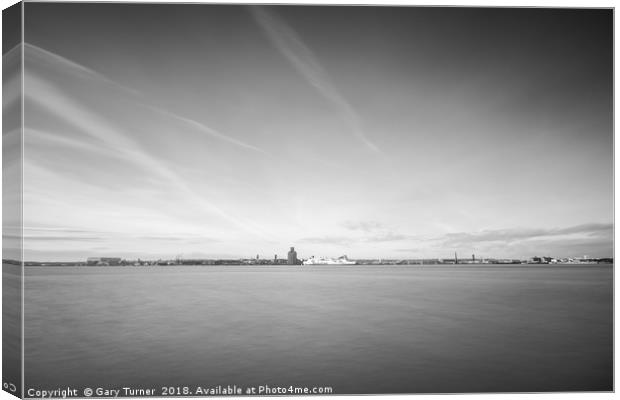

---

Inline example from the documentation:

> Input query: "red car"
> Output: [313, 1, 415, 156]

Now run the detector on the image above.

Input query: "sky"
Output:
[8, 4, 613, 261]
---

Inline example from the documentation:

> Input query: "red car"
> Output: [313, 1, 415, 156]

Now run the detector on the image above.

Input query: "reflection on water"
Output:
[24, 265, 612, 394]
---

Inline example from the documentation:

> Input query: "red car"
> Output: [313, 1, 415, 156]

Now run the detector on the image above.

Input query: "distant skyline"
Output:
[6, 4, 613, 261]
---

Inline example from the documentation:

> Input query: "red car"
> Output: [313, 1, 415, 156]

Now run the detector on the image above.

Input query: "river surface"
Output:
[19, 264, 613, 395]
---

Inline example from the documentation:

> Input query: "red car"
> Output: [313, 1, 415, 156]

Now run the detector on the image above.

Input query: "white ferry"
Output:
[303, 255, 356, 265]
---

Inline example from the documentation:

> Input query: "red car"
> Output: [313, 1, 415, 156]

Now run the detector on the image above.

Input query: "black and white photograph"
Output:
[1, 1, 614, 398]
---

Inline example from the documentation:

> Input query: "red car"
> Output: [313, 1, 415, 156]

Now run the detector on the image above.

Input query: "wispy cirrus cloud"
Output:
[392, 222, 613, 258]
[21, 227, 219, 246]
[3, 45, 23, 109]
[25, 127, 123, 160]
[27, 44, 126, 88]
[298, 235, 353, 245]
[250, 6, 380, 153]
[300, 227, 412, 245]
[342, 220, 385, 233]
[140, 104, 267, 154]
[25, 43, 266, 155]
[340, 220, 414, 242]
[368, 232, 412, 242]
[21, 226, 108, 244]
[435, 223, 613, 247]
[137, 235, 219, 243]
[24, 236, 103, 242]
[24, 227, 100, 235]
[24, 44, 273, 240]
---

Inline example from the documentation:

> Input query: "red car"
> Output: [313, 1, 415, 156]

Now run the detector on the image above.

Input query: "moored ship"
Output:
[303, 255, 356, 265]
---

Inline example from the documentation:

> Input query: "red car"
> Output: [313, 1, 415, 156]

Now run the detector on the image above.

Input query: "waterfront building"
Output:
[287, 247, 298, 265]
[86, 257, 122, 266]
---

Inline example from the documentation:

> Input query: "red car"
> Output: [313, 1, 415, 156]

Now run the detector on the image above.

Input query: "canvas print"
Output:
[2, 2, 614, 398]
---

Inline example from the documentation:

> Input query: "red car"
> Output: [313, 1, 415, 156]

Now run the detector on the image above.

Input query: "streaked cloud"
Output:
[342, 221, 384, 233]
[25, 43, 267, 155]
[140, 104, 268, 154]
[24, 227, 99, 235]
[299, 236, 353, 245]
[138, 235, 219, 243]
[300, 230, 412, 245]
[24, 236, 103, 242]
[436, 223, 613, 247]
[250, 6, 381, 153]
[25, 127, 122, 160]
[26, 44, 130, 92]
[367, 232, 412, 243]
[392, 223, 613, 258]
[24, 44, 273, 241]
[3, 45, 22, 109]
[19, 6, 612, 260]
[340, 221, 414, 243]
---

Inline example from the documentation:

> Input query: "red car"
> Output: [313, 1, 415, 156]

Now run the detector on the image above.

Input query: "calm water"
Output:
[3, 264, 22, 395]
[22, 264, 612, 394]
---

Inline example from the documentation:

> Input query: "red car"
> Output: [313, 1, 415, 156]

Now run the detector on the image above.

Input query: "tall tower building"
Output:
[287, 247, 298, 265]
